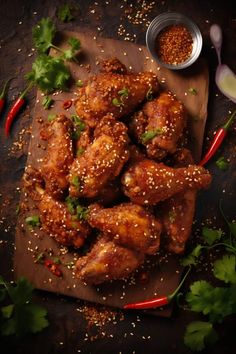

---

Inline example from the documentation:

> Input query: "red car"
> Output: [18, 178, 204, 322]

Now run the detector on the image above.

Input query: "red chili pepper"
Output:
[199, 109, 236, 166]
[4, 82, 33, 136]
[0, 78, 13, 116]
[44, 259, 62, 277]
[62, 99, 72, 110]
[123, 266, 191, 310]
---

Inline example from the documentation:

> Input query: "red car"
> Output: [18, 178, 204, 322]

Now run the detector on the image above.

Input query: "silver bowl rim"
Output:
[146, 12, 203, 70]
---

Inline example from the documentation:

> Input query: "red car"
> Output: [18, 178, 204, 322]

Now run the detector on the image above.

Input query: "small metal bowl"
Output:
[146, 12, 202, 70]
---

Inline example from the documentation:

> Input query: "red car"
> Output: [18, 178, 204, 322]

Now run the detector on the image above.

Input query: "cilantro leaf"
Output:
[62, 38, 81, 61]
[21, 303, 49, 334]
[229, 222, 236, 238]
[68, 37, 81, 51]
[6, 277, 33, 305]
[202, 227, 223, 245]
[216, 156, 229, 171]
[42, 95, 53, 109]
[184, 321, 218, 352]
[1, 304, 14, 319]
[213, 255, 236, 284]
[0, 276, 49, 337]
[26, 54, 71, 93]
[181, 244, 203, 266]
[33, 18, 56, 54]
[186, 280, 234, 323]
[57, 4, 74, 22]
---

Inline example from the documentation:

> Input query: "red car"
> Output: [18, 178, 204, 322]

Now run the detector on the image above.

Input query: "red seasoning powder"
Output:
[156, 24, 193, 65]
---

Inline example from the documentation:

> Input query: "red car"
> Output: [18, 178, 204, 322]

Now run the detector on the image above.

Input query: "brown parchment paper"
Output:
[14, 30, 209, 316]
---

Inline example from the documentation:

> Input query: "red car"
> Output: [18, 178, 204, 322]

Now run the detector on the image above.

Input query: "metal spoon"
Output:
[210, 24, 236, 103]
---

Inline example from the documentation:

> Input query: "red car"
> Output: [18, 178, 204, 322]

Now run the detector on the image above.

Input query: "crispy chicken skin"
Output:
[100, 57, 128, 74]
[160, 190, 197, 254]
[23, 167, 90, 248]
[87, 203, 162, 255]
[40, 115, 73, 200]
[130, 92, 186, 160]
[69, 115, 130, 198]
[160, 148, 197, 254]
[75, 60, 159, 127]
[76, 236, 144, 284]
[122, 159, 212, 205]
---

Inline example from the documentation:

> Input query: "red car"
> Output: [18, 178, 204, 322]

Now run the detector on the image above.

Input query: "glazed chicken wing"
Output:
[69, 115, 129, 198]
[76, 236, 144, 284]
[88, 203, 162, 255]
[40, 115, 73, 199]
[160, 149, 197, 254]
[23, 167, 90, 248]
[130, 92, 186, 160]
[75, 59, 159, 127]
[122, 158, 212, 205]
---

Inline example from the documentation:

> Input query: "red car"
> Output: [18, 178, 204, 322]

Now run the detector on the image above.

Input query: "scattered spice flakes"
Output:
[117, 0, 156, 41]
[76, 303, 124, 341]
[8, 126, 32, 156]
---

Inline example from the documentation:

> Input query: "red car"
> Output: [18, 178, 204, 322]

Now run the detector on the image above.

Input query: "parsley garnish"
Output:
[141, 128, 163, 144]
[216, 156, 229, 171]
[42, 95, 53, 109]
[0, 276, 48, 337]
[57, 4, 74, 22]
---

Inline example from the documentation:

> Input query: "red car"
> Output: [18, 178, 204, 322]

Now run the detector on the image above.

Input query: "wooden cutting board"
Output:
[14, 30, 209, 316]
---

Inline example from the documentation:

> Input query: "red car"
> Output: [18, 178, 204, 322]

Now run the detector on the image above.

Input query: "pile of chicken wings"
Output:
[24, 58, 212, 284]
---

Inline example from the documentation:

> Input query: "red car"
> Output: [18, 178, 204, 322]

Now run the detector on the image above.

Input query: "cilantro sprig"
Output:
[57, 4, 74, 22]
[182, 202, 236, 351]
[0, 276, 48, 337]
[26, 18, 81, 94]
[32, 18, 80, 61]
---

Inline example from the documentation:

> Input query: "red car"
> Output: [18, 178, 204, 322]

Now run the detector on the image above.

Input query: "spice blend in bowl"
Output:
[156, 24, 193, 65]
[146, 12, 202, 70]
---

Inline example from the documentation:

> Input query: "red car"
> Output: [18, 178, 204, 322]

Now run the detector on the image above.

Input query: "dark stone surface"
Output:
[0, 1, 236, 353]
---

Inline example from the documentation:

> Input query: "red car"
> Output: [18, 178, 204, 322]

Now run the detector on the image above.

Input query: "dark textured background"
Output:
[0, 1, 236, 353]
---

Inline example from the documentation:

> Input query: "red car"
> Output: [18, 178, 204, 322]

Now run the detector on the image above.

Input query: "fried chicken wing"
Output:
[76, 236, 144, 284]
[75, 59, 159, 127]
[88, 203, 162, 255]
[160, 148, 197, 254]
[69, 115, 129, 198]
[130, 92, 186, 160]
[122, 159, 212, 205]
[23, 167, 90, 248]
[160, 190, 197, 254]
[40, 115, 73, 199]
